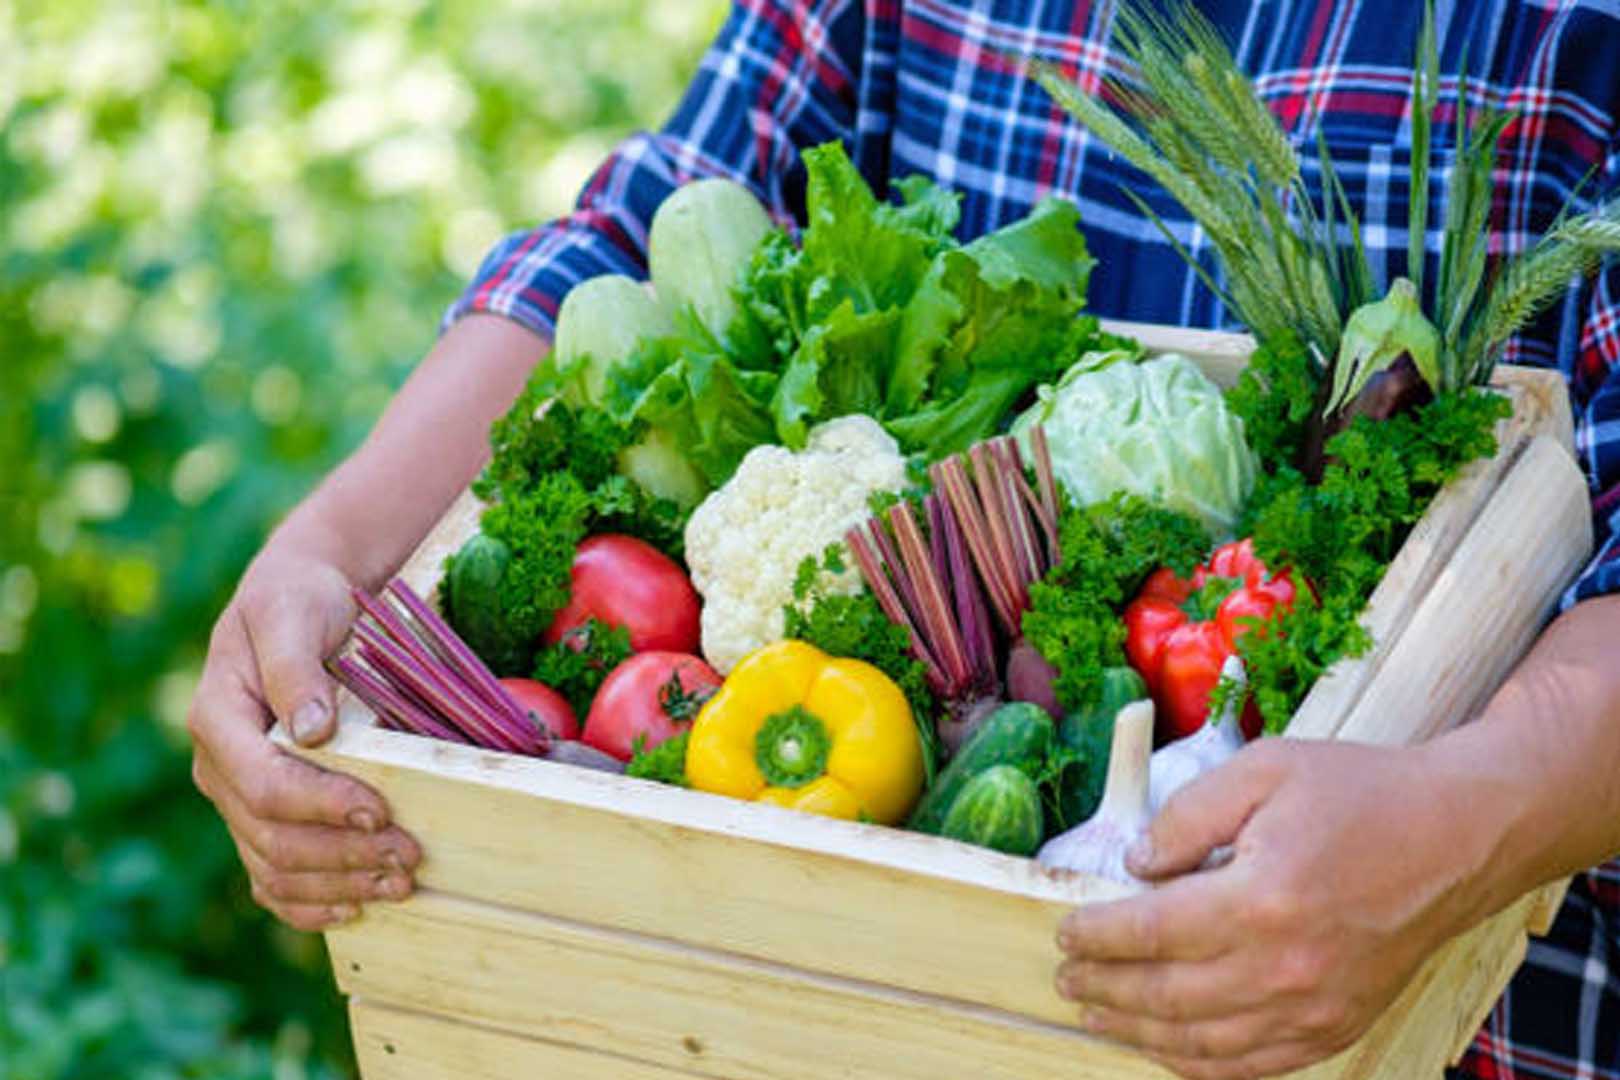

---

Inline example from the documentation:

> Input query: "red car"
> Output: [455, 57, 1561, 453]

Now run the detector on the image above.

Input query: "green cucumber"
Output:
[941, 765, 1043, 856]
[907, 702, 1054, 835]
[442, 532, 531, 676]
[1055, 666, 1149, 828]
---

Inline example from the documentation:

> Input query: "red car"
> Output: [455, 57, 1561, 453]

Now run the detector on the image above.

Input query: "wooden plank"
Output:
[1525, 879, 1572, 937]
[1332, 436, 1592, 747]
[1099, 318, 1257, 387]
[336, 888, 1541, 1080]
[338, 892, 1542, 1080]
[349, 998, 702, 1080]
[332, 891, 1168, 1080]
[282, 715, 1130, 1029]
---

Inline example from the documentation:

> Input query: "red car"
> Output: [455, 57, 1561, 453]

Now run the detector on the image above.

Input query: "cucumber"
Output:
[1055, 666, 1149, 828]
[442, 532, 531, 676]
[941, 765, 1043, 856]
[908, 702, 1053, 835]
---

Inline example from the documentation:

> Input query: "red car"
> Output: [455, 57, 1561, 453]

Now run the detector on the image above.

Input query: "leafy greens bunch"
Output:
[607, 141, 1122, 477]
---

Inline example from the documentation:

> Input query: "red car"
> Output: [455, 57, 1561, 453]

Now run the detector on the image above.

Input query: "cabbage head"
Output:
[1013, 353, 1256, 538]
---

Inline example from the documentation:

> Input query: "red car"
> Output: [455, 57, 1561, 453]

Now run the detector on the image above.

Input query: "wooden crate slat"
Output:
[1525, 879, 1572, 937]
[1097, 319, 1257, 387]
[335, 886, 1543, 1080]
[332, 891, 1168, 1080]
[349, 998, 705, 1080]
[291, 716, 1129, 1028]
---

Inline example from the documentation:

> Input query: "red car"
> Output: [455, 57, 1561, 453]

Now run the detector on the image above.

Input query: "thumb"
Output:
[1128, 745, 1283, 880]
[243, 571, 357, 748]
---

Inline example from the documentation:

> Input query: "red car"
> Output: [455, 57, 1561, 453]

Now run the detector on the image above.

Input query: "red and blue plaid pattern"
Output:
[448, 4, 1620, 1073]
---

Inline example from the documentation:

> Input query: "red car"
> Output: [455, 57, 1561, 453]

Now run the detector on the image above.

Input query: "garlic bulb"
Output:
[1148, 655, 1247, 814]
[1037, 700, 1154, 887]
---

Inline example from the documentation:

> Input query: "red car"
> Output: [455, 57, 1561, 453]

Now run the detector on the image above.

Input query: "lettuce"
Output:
[735, 142, 1104, 457]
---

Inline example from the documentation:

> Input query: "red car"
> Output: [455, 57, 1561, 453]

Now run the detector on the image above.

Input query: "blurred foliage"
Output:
[0, 0, 721, 1075]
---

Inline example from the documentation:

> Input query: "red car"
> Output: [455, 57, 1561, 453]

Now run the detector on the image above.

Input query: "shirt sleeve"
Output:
[1560, 255, 1620, 610]
[442, 0, 864, 341]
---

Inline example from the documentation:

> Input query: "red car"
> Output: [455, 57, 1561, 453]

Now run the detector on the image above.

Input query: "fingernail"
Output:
[382, 850, 405, 874]
[1056, 914, 1083, 953]
[328, 904, 359, 924]
[348, 808, 380, 833]
[1055, 970, 1078, 1001]
[1076, 1006, 1103, 1034]
[291, 699, 329, 744]
[1125, 836, 1155, 874]
[381, 875, 411, 900]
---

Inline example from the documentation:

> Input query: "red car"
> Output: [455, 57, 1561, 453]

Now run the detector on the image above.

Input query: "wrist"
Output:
[1410, 676, 1568, 930]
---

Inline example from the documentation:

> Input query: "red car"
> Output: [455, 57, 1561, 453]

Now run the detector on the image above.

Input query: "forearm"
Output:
[268, 314, 547, 587]
[1422, 595, 1620, 925]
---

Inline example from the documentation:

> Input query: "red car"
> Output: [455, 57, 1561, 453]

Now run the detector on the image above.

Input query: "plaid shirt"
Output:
[448, 2, 1620, 1073]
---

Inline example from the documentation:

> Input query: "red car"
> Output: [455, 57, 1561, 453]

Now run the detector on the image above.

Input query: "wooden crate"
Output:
[279, 323, 1593, 1079]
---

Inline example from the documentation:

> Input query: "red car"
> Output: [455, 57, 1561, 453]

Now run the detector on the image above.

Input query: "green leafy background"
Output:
[0, 1, 721, 1075]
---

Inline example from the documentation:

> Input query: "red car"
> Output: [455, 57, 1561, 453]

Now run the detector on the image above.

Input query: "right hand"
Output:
[188, 548, 422, 931]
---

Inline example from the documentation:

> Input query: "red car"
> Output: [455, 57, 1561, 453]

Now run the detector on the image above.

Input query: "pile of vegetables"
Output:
[329, 0, 1620, 883]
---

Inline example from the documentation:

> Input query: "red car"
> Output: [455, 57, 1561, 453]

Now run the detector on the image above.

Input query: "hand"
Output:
[188, 549, 422, 931]
[1054, 738, 1489, 1079]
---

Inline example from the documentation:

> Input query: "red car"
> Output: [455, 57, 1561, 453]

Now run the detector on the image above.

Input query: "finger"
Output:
[1058, 872, 1248, 963]
[200, 755, 420, 873]
[1149, 1038, 1338, 1080]
[250, 878, 363, 934]
[193, 669, 391, 832]
[1131, 746, 1283, 880]
[1056, 955, 1274, 1022]
[240, 573, 355, 746]
[238, 841, 413, 905]
[1077, 1003, 1276, 1062]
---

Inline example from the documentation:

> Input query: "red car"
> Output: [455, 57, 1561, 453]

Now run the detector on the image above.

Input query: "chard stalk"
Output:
[386, 580, 526, 724]
[333, 655, 469, 744]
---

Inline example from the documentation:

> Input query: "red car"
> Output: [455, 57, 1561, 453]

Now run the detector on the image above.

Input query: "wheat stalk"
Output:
[1034, 0, 1617, 394]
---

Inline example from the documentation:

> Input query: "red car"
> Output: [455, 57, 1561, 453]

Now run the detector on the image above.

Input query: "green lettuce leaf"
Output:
[606, 336, 778, 487]
[771, 301, 899, 448]
[888, 197, 1094, 414]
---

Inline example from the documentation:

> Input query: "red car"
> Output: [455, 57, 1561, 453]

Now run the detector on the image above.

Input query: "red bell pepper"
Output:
[1123, 539, 1299, 743]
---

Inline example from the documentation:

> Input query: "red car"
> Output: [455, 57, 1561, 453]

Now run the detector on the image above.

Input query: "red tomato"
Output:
[543, 535, 701, 653]
[498, 678, 579, 741]
[583, 652, 721, 762]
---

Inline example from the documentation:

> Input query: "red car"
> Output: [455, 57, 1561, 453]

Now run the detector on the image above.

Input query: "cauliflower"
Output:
[684, 415, 908, 673]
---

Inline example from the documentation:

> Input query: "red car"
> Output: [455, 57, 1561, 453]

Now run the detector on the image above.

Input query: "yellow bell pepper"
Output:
[684, 640, 924, 824]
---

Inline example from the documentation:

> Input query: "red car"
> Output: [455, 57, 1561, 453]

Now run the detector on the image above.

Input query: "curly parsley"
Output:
[1022, 495, 1209, 712]
[531, 618, 632, 718]
[1228, 340, 1512, 731]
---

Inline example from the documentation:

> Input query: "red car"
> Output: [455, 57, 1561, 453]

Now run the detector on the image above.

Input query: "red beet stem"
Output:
[890, 501, 971, 689]
[846, 525, 948, 690]
[333, 654, 470, 744]
[384, 580, 526, 725]
[352, 618, 536, 754]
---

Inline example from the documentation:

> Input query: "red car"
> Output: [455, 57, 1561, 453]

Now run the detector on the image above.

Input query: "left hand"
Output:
[1054, 737, 1490, 1079]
